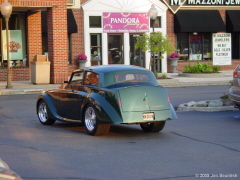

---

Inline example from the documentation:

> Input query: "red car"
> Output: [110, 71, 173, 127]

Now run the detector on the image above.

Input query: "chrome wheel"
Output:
[38, 101, 48, 123]
[85, 106, 96, 131]
[37, 100, 55, 125]
[84, 104, 110, 136]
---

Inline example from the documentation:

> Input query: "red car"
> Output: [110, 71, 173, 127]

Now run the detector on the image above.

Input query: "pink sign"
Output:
[103, 13, 149, 33]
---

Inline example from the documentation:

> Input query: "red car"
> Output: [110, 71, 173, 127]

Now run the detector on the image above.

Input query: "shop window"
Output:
[90, 34, 102, 65]
[189, 33, 202, 60]
[177, 33, 212, 61]
[0, 13, 27, 68]
[203, 33, 212, 60]
[177, 33, 189, 60]
[89, 16, 101, 28]
[231, 32, 239, 59]
[68, 34, 72, 64]
[150, 16, 161, 28]
[130, 34, 145, 67]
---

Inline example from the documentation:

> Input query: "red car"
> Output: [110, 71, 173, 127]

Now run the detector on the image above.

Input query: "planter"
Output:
[78, 60, 87, 69]
[169, 58, 179, 73]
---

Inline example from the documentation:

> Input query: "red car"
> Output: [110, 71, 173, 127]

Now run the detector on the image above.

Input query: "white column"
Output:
[102, 33, 108, 65]
[161, 54, 167, 73]
[123, 33, 130, 65]
[84, 12, 91, 67]
[145, 51, 151, 70]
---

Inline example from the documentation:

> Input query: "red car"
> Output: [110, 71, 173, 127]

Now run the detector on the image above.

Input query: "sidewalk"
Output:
[0, 71, 233, 95]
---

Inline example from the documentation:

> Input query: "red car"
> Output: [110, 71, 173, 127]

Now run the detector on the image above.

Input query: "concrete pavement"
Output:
[0, 71, 233, 95]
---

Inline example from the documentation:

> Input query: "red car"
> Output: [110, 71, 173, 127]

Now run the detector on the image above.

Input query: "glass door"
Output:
[108, 34, 123, 64]
[129, 34, 145, 67]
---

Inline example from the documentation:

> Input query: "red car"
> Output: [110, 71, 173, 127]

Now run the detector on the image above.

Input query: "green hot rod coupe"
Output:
[36, 65, 177, 136]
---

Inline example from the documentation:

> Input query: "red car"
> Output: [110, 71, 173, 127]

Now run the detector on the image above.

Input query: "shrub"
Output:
[212, 65, 221, 73]
[183, 62, 221, 73]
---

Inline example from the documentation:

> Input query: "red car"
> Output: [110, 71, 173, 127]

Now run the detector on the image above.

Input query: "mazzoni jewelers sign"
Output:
[103, 13, 149, 33]
[163, 0, 240, 14]
[212, 33, 231, 65]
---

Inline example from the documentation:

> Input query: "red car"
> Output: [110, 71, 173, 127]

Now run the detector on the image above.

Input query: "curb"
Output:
[0, 89, 45, 95]
[160, 82, 231, 87]
[178, 72, 226, 78]
[157, 78, 179, 84]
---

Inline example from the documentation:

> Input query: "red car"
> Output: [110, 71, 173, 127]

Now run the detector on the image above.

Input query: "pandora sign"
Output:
[103, 13, 149, 33]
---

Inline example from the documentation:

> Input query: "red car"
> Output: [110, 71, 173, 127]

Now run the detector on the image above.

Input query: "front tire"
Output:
[140, 121, 166, 132]
[84, 104, 110, 136]
[37, 100, 56, 125]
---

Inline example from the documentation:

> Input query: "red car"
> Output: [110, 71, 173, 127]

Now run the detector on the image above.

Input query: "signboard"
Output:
[103, 13, 149, 33]
[2, 30, 23, 60]
[212, 33, 231, 65]
[162, 0, 240, 14]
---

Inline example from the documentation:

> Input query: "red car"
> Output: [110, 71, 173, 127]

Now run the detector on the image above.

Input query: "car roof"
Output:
[83, 65, 150, 73]
[72, 65, 157, 87]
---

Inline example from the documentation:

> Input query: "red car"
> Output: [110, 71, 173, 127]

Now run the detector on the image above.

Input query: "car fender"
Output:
[37, 92, 61, 120]
[82, 92, 123, 124]
[170, 103, 178, 120]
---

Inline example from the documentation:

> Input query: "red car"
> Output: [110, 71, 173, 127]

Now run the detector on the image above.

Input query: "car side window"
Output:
[84, 72, 99, 86]
[70, 72, 84, 85]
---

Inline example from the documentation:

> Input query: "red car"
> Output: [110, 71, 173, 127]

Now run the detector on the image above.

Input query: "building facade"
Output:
[0, 0, 83, 83]
[0, 0, 239, 83]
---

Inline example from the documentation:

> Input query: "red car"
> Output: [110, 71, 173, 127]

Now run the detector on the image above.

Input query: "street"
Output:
[0, 85, 239, 180]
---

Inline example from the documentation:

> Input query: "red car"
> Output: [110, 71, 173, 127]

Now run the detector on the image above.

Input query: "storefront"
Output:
[2, 0, 240, 84]
[82, 0, 169, 72]
[163, 0, 240, 71]
[0, 0, 82, 83]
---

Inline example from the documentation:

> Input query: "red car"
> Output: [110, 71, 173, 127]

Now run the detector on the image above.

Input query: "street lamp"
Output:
[1, 0, 13, 89]
[148, 4, 158, 32]
[148, 4, 158, 72]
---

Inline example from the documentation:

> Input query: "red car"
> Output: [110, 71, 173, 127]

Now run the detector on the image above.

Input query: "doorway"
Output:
[129, 34, 145, 67]
[108, 34, 123, 64]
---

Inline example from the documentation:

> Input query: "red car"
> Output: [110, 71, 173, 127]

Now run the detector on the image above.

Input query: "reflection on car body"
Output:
[36, 65, 177, 136]
[0, 158, 22, 180]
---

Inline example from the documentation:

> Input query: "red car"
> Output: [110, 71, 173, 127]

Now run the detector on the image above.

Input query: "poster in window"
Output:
[212, 33, 231, 65]
[2, 30, 23, 60]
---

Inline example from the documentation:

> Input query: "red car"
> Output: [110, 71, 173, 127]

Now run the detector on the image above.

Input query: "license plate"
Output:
[143, 113, 154, 120]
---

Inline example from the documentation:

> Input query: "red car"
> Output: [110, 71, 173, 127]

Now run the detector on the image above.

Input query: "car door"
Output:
[57, 71, 85, 121]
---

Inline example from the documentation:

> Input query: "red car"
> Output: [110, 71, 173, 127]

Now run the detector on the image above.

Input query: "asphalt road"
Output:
[0, 85, 239, 180]
[167, 85, 231, 108]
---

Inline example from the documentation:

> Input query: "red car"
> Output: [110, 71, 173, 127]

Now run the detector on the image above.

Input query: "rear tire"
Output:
[37, 100, 56, 125]
[84, 104, 110, 136]
[140, 121, 166, 132]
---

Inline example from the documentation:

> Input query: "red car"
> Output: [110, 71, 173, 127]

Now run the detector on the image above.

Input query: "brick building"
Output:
[0, 0, 84, 83]
[0, 0, 239, 83]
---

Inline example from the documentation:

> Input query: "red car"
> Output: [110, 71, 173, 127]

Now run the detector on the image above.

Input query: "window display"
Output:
[177, 33, 212, 61]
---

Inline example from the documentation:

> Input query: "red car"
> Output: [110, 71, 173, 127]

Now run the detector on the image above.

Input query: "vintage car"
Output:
[36, 65, 177, 136]
[0, 158, 23, 180]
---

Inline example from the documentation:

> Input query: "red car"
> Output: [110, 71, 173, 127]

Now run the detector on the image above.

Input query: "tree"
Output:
[134, 31, 176, 72]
